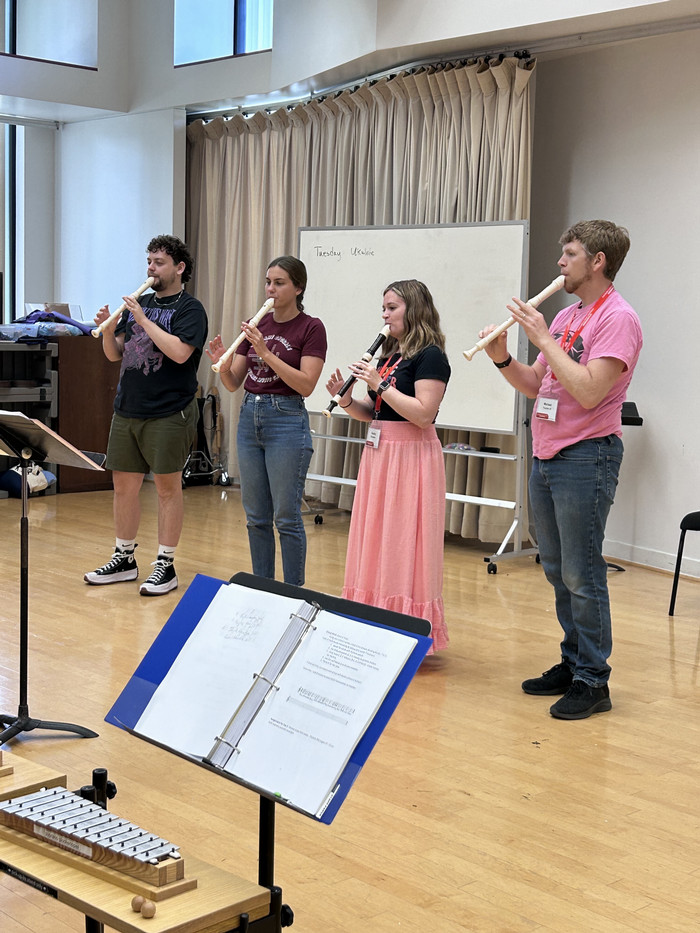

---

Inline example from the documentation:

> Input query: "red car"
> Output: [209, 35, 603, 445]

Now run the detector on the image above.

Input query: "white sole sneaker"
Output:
[139, 575, 178, 596]
[84, 566, 138, 585]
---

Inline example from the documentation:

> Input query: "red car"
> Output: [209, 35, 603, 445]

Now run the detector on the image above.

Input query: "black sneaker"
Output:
[522, 662, 573, 696]
[549, 680, 612, 720]
[84, 547, 138, 585]
[139, 557, 178, 596]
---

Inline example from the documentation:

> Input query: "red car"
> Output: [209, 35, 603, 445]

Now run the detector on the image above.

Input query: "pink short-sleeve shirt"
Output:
[532, 290, 643, 459]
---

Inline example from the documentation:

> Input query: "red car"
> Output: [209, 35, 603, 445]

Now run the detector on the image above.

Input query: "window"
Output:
[174, 0, 272, 66]
[3, 0, 97, 67]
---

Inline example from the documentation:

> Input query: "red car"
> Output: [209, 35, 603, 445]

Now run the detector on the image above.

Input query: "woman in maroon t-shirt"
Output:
[207, 257, 327, 585]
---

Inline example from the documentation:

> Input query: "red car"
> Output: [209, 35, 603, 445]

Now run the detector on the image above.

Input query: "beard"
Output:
[564, 265, 594, 296]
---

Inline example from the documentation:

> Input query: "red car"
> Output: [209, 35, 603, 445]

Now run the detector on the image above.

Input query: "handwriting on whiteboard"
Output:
[312, 245, 375, 259]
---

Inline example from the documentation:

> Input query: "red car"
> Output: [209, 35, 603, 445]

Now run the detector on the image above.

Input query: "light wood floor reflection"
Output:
[1, 484, 699, 932]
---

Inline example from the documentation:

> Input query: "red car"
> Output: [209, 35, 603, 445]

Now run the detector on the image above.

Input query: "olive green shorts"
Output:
[106, 397, 198, 475]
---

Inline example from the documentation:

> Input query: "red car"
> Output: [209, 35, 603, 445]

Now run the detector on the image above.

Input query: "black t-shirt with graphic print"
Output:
[114, 291, 208, 419]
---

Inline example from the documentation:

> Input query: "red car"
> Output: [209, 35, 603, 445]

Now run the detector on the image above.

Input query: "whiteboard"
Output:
[299, 223, 529, 433]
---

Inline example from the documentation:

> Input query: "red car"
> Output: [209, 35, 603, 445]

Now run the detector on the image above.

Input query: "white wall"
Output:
[376, 0, 668, 51]
[529, 30, 700, 576]
[20, 126, 56, 306]
[55, 109, 187, 318]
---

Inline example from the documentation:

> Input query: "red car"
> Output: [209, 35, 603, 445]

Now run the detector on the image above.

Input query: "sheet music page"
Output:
[229, 608, 416, 816]
[134, 583, 300, 757]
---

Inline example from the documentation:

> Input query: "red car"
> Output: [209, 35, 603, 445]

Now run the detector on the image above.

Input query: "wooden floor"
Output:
[1, 484, 699, 933]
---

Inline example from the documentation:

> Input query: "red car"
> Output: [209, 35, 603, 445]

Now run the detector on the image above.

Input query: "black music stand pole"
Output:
[0, 411, 104, 744]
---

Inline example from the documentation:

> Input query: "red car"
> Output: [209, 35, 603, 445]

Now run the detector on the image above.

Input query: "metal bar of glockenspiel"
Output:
[82, 817, 132, 842]
[21, 801, 88, 822]
[136, 843, 181, 863]
[3, 791, 73, 816]
[34, 803, 93, 825]
[0, 788, 64, 812]
[121, 835, 167, 855]
[121, 837, 168, 858]
[57, 812, 113, 832]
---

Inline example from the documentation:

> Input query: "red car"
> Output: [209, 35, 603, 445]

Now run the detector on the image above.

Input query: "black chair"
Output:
[668, 511, 700, 616]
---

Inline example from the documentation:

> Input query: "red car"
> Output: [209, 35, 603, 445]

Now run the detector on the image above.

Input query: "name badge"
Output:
[535, 397, 558, 421]
[366, 426, 382, 448]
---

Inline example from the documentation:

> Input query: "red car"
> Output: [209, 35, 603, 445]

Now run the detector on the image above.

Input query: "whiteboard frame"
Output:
[298, 221, 530, 434]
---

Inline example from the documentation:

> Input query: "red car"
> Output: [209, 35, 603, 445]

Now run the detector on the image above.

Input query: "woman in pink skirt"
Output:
[325, 280, 451, 652]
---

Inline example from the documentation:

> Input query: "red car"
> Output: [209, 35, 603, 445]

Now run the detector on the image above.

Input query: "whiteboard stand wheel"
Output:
[314, 514, 323, 524]
[487, 562, 498, 574]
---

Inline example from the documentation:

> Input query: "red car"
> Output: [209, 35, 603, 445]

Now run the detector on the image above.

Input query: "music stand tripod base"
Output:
[0, 410, 104, 746]
[0, 713, 98, 744]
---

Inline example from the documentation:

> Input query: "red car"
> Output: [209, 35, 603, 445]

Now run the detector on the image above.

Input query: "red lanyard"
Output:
[374, 354, 402, 413]
[560, 284, 614, 355]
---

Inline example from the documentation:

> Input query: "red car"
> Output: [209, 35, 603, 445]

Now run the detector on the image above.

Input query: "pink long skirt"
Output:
[342, 421, 448, 653]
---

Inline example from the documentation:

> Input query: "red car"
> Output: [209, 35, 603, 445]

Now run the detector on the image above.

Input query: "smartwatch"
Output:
[376, 379, 391, 396]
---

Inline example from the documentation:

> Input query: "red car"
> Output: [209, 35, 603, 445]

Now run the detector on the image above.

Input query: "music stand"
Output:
[227, 573, 432, 913]
[106, 572, 433, 930]
[0, 410, 105, 744]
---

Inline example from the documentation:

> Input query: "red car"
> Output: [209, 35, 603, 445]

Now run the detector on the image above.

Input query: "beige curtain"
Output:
[186, 56, 536, 541]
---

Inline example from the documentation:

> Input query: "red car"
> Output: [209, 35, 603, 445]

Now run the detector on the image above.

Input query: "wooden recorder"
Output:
[91, 278, 155, 338]
[463, 275, 566, 361]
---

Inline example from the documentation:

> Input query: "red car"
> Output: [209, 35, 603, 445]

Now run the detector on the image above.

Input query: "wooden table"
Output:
[0, 750, 67, 799]
[0, 753, 270, 933]
[0, 830, 270, 933]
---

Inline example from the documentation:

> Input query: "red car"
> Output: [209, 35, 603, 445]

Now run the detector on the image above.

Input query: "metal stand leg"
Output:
[247, 797, 293, 930]
[259, 796, 275, 888]
[78, 769, 116, 933]
[0, 455, 98, 745]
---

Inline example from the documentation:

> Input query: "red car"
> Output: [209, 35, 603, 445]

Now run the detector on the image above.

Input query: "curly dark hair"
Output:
[146, 235, 195, 284]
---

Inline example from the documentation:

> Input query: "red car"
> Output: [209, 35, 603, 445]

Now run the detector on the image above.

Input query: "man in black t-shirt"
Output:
[84, 235, 208, 596]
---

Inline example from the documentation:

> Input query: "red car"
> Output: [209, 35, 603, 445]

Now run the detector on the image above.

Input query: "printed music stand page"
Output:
[132, 582, 421, 818]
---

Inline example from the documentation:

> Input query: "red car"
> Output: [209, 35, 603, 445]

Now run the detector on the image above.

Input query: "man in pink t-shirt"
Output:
[481, 220, 643, 721]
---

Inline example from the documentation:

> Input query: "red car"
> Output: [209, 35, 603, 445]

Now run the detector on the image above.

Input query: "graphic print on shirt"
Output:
[250, 334, 290, 387]
[553, 331, 584, 364]
[122, 307, 176, 376]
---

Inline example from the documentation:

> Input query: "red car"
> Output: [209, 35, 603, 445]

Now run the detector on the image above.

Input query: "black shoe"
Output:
[139, 556, 178, 596]
[522, 662, 573, 696]
[549, 680, 612, 720]
[84, 547, 138, 585]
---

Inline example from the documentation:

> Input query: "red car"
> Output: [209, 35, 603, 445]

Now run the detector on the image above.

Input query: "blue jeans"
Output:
[528, 435, 623, 686]
[237, 392, 313, 586]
